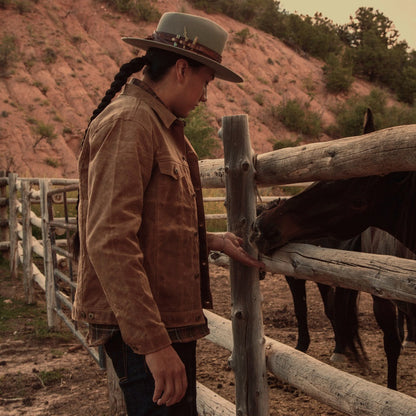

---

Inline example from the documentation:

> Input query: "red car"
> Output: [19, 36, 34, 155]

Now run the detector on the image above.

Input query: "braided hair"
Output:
[87, 48, 203, 128]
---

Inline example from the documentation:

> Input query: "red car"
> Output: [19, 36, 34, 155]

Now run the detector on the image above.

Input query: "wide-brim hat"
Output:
[122, 12, 243, 83]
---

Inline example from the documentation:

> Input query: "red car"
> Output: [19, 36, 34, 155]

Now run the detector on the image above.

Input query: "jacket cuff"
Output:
[127, 326, 172, 355]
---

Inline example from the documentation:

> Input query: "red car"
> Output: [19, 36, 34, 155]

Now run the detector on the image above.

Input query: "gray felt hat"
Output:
[122, 12, 243, 83]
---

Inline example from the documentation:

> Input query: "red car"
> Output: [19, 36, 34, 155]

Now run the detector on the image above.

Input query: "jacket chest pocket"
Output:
[157, 160, 196, 211]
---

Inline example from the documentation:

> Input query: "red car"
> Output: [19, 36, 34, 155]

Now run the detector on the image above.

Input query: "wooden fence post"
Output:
[106, 352, 127, 415]
[222, 114, 269, 416]
[8, 173, 18, 279]
[0, 171, 8, 250]
[21, 180, 34, 304]
[39, 179, 59, 327]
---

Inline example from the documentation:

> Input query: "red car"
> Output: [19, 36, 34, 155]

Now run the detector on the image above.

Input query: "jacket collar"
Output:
[123, 78, 178, 130]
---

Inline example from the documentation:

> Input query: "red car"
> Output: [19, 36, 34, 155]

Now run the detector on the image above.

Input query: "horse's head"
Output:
[251, 172, 414, 256]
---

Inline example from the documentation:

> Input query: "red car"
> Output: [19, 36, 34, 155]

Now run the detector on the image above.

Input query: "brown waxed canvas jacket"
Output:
[72, 79, 212, 355]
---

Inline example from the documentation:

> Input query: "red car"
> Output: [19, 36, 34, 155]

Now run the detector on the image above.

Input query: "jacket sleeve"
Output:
[85, 117, 172, 355]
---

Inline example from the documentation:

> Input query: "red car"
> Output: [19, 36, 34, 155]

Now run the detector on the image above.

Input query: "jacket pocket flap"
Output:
[158, 160, 183, 180]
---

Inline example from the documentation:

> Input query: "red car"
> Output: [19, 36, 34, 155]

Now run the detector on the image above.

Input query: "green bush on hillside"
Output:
[97, 0, 160, 22]
[272, 99, 322, 138]
[185, 105, 219, 159]
[0, 34, 17, 77]
[323, 53, 353, 94]
[330, 89, 416, 138]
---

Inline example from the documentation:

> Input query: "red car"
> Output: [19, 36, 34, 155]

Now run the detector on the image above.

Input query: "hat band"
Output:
[147, 31, 222, 64]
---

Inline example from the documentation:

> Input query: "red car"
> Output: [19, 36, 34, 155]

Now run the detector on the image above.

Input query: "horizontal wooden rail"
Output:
[196, 382, 235, 416]
[199, 125, 416, 187]
[261, 243, 416, 304]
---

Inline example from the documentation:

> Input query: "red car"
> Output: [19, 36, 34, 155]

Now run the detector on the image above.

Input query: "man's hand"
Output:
[145, 345, 187, 406]
[209, 232, 266, 269]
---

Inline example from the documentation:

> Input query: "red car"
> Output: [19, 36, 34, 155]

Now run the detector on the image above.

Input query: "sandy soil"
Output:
[1, 264, 416, 415]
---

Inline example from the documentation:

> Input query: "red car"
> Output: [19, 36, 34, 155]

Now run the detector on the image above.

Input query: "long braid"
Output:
[90, 56, 148, 123]
[73, 55, 148, 260]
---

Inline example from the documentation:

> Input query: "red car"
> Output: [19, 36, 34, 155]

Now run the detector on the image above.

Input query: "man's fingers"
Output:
[157, 379, 174, 406]
[153, 378, 164, 404]
[166, 370, 188, 406]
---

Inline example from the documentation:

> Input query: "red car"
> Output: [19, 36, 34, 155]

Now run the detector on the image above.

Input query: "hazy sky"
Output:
[279, 0, 415, 50]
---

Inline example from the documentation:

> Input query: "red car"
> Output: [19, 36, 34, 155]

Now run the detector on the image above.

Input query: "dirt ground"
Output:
[1, 263, 416, 416]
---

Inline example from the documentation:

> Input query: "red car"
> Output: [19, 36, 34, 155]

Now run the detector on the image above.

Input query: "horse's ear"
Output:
[363, 108, 375, 134]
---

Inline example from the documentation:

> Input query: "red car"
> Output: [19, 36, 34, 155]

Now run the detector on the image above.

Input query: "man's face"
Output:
[173, 64, 215, 118]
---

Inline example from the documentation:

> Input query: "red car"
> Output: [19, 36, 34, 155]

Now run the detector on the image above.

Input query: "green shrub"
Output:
[97, 0, 160, 22]
[15, 0, 32, 14]
[0, 34, 17, 76]
[323, 54, 353, 94]
[45, 158, 59, 168]
[43, 48, 57, 65]
[0, 0, 11, 8]
[185, 105, 219, 159]
[32, 120, 57, 149]
[254, 94, 264, 106]
[272, 99, 322, 138]
[329, 89, 416, 138]
[234, 28, 252, 44]
[271, 137, 301, 150]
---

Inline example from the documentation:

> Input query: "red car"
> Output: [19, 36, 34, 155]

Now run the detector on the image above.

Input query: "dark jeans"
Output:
[104, 332, 197, 416]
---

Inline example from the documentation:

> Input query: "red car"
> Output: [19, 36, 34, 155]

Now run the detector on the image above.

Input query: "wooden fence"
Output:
[1, 119, 416, 415]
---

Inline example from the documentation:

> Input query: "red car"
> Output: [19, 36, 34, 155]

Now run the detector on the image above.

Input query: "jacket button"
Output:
[88, 313, 94, 319]
[194, 273, 200, 279]
[174, 167, 178, 174]
[81, 312, 86, 319]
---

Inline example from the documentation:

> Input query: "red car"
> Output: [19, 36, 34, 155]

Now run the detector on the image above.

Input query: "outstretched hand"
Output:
[210, 232, 265, 269]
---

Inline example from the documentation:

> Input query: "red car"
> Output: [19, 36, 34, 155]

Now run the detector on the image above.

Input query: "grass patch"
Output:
[0, 257, 73, 343]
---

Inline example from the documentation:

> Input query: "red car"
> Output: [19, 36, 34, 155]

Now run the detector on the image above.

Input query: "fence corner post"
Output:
[222, 114, 269, 416]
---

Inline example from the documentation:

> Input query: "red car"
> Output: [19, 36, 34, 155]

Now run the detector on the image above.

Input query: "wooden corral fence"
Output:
[2, 119, 416, 415]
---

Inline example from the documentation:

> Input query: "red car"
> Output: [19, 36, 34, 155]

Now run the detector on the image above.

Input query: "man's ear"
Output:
[176, 59, 189, 83]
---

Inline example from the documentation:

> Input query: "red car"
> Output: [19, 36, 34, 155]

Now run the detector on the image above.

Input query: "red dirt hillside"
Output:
[0, 0, 380, 178]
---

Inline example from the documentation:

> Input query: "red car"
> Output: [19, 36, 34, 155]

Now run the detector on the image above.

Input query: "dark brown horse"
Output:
[256, 201, 366, 363]
[251, 170, 416, 389]
[252, 170, 416, 257]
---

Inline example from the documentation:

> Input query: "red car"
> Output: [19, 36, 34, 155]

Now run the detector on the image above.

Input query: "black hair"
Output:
[88, 48, 203, 126]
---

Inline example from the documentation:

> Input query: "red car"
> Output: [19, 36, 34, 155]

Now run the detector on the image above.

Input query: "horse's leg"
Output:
[397, 302, 416, 347]
[373, 296, 402, 390]
[316, 283, 349, 362]
[285, 276, 310, 352]
[397, 308, 405, 344]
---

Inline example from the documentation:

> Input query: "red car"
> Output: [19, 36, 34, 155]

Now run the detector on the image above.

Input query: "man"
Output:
[72, 12, 264, 415]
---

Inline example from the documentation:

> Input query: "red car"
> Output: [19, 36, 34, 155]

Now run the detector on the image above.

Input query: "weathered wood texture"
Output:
[199, 125, 416, 188]
[197, 382, 235, 416]
[8, 173, 18, 279]
[21, 181, 34, 304]
[0, 171, 7, 245]
[223, 114, 269, 416]
[105, 353, 127, 416]
[256, 124, 416, 185]
[204, 310, 416, 416]
[40, 179, 59, 328]
[261, 243, 416, 304]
